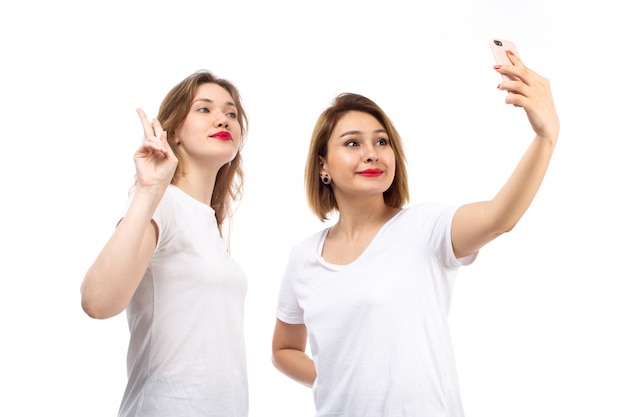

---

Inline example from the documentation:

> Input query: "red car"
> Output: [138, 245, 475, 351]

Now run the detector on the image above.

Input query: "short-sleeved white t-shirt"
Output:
[277, 204, 476, 417]
[119, 185, 248, 417]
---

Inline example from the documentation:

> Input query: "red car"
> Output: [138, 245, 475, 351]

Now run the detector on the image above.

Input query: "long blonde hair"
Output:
[157, 70, 248, 235]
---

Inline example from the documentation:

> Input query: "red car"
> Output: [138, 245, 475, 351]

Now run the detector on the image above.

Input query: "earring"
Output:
[321, 174, 331, 185]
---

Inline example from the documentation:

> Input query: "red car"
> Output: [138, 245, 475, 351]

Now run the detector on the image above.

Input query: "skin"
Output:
[318, 110, 401, 265]
[272, 50, 560, 388]
[80, 83, 241, 319]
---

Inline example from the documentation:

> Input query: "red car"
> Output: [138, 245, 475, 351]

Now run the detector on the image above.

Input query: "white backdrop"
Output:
[1, 1, 625, 416]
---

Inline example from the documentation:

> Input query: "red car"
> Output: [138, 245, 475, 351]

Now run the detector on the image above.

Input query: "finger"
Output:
[152, 117, 164, 135]
[505, 49, 523, 66]
[506, 50, 532, 79]
[157, 130, 169, 153]
[504, 51, 541, 87]
[136, 108, 156, 138]
[498, 77, 531, 96]
[149, 118, 170, 152]
[504, 92, 526, 108]
[136, 109, 169, 154]
[138, 137, 168, 159]
[495, 67, 535, 92]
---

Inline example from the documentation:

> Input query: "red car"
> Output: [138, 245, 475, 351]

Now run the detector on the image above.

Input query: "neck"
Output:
[333, 196, 400, 240]
[173, 168, 217, 206]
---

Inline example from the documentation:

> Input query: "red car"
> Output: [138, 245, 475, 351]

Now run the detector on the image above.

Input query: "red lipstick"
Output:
[357, 169, 383, 177]
[211, 131, 232, 141]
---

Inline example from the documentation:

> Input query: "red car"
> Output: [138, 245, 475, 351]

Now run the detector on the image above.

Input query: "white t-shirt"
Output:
[276, 204, 476, 417]
[118, 185, 248, 417]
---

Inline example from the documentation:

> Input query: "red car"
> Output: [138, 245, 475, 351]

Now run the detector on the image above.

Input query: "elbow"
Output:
[501, 219, 519, 234]
[80, 272, 126, 319]
[81, 298, 116, 320]
[80, 289, 122, 320]
[496, 225, 514, 236]
[81, 301, 106, 320]
[493, 215, 520, 235]
[271, 349, 282, 371]
[271, 349, 292, 377]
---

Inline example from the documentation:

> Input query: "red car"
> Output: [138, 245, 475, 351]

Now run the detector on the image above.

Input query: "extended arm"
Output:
[80, 110, 178, 319]
[452, 50, 560, 258]
[272, 319, 316, 387]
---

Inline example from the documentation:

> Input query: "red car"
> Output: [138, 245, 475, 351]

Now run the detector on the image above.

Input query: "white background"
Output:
[1, 1, 625, 416]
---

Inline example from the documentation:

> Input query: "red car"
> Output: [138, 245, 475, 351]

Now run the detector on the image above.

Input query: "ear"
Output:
[318, 155, 327, 174]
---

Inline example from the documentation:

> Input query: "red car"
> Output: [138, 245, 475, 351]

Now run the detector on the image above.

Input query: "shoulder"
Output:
[151, 185, 193, 230]
[288, 228, 328, 258]
[395, 203, 459, 227]
[152, 185, 177, 215]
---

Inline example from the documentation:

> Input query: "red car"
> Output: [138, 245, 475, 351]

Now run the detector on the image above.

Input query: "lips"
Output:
[210, 131, 232, 141]
[357, 169, 383, 177]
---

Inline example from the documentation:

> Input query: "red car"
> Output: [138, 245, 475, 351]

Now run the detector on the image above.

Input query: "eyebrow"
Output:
[339, 128, 387, 138]
[192, 98, 237, 107]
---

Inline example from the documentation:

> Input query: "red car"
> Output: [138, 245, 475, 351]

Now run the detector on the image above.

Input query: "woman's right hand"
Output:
[134, 108, 178, 189]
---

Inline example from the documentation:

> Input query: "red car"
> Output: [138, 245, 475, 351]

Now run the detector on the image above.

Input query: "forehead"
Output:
[193, 82, 235, 104]
[330, 111, 385, 137]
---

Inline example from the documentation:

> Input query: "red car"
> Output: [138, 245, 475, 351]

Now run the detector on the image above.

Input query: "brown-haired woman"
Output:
[272, 51, 559, 416]
[81, 70, 249, 417]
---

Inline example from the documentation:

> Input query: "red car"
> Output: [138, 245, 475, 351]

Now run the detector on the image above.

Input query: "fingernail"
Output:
[506, 50, 515, 56]
[493, 65, 501, 70]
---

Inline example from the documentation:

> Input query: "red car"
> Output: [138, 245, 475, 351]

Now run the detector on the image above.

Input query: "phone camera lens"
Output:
[494, 40, 503, 46]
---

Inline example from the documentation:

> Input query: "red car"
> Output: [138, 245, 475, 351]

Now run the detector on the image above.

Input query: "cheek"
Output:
[174, 124, 195, 142]
[328, 154, 357, 175]
[384, 152, 397, 174]
[233, 128, 243, 144]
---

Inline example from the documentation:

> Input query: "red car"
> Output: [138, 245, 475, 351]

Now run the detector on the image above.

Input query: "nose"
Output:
[216, 112, 229, 129]
[363, 145, 379, 163]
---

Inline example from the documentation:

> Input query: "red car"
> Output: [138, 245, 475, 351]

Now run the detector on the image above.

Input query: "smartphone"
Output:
[489, 38, 520, 81]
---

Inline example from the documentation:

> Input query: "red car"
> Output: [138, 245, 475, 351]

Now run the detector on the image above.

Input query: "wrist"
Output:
[130, 183, 169, 211]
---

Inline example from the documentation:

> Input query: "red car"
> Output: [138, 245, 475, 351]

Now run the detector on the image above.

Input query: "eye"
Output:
[376, 138, 389, 146]
[226, 112, 237, 119]
[198, 107, 209, 113]
[344, 140, 359, 147]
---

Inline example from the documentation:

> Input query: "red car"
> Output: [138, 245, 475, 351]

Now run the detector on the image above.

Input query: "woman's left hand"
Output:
[495, 50, 560, 141]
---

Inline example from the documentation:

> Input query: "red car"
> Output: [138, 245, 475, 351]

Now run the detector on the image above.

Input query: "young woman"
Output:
[272, 51, 559, 416]
[81, 71, 249, 417]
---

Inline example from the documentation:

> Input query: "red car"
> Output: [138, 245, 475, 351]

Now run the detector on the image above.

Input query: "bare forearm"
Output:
[452, 133, 557, 258]
[453, 54, 560, 258]
[81, 186, 165, 318]
[490, 133, 557, 231]
[272, 349, 317, 388]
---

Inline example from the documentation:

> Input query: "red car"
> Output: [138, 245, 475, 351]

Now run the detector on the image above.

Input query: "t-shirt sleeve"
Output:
[415, 203, 478, 269]
[445, 205, 478, 267]
[276, 247, 305, 325]
[121, 187, 171, 254]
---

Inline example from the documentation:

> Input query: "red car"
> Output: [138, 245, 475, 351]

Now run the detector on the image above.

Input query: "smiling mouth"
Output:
[211, 132, 232, 140]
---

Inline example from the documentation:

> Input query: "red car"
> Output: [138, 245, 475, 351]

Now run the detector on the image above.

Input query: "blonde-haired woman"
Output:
[81, 70, 249, 417]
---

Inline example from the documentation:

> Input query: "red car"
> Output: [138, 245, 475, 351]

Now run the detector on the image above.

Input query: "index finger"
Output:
[498, 50, 531, 85]
[136, 108, 155, 137]
[505, 49, 524, 68]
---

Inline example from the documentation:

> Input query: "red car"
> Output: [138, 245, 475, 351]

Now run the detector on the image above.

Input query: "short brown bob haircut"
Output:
[305, 93, 410, 221]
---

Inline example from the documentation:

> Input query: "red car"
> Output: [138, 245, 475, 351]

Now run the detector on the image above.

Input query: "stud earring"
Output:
[321, 174, 331, 185]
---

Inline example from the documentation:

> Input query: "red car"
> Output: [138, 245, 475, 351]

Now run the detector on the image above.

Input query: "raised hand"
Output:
[134, 108, 178, 189]
[495, 50, 560, 141]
